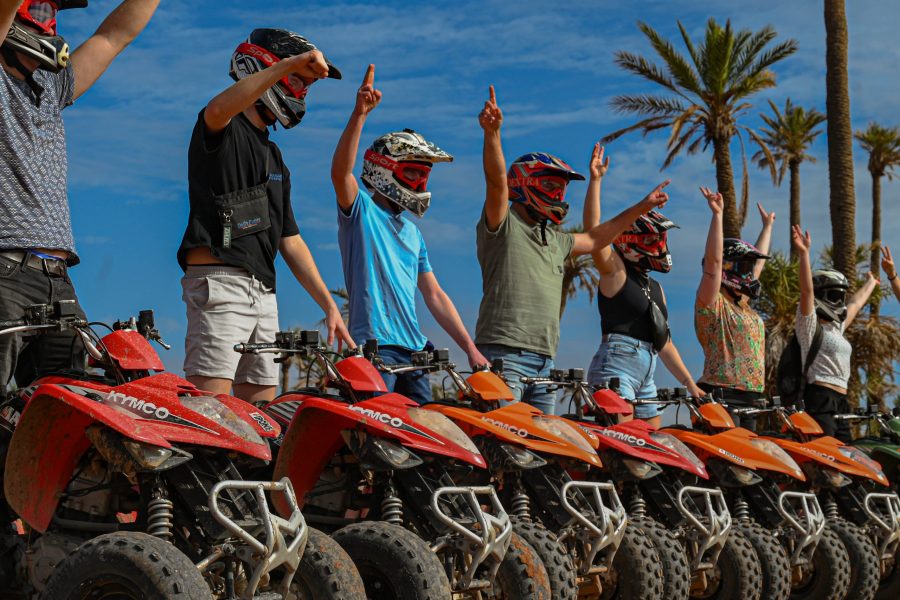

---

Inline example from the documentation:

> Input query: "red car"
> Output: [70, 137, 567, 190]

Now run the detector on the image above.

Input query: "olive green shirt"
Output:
[475, 208, 575, 357]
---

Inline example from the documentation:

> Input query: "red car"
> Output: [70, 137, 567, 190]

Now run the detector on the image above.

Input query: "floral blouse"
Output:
[695, 292, 766, 392]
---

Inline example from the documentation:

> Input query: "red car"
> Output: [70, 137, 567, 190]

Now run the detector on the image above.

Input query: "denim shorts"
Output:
[476, 343, 557, 415]
[587, 333, 659, 419]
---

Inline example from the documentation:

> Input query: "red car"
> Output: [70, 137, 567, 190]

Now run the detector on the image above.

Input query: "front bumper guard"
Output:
[863, 492, 900, 563]
[675, 485, 732, 572]
[558, 480, 628, 576]
[202, 477, 308, 600]
[777, 490, 825, 566]
[430, 485, 512, 590]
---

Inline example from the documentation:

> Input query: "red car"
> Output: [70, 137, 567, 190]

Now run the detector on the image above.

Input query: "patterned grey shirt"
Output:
[0, 63, 77, 263]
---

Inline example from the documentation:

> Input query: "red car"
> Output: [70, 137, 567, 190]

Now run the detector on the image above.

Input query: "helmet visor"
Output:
[537, 175, 568, 201]
[19, 1, 59, 35]
[818, 288, 847, 305]
[365, 150, 433, 193]
[723, 259, 755, 277]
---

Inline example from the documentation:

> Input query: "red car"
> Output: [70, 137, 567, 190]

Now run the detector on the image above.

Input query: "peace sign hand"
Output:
[478, 85, 503, 132]
[355, 64, 382, 116]
[757, 202, 776, 228]
[589, 143, 610, 179]
[881, 245, 897, 279]
[699, 186, 723, 214]
[791, 224, 811, 253]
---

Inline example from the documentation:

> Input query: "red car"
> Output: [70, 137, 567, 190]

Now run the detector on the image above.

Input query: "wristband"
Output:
[890, 273, 898, 282]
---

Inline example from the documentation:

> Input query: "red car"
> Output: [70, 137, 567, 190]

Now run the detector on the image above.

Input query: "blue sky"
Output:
[58, 0, 899, 403]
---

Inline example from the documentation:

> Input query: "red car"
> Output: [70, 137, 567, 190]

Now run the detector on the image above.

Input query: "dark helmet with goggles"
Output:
[3, 0, 87, 73]
[720, 238, 769, 299]
[230, 28, 341, 129]
[812, 269, 850, 323]
[614, 210, 678, 273]
[361, 129, 453, 217]
[507, 153, 585, 225]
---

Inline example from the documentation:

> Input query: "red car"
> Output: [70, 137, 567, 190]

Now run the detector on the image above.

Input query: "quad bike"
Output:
[647, 389, 847, 600]
[417, 359, 660, 600]
[846, 406, 900, 490]
[533, 369, 766, 600]
[0, 302, 365, 600]
[237, 332, 552, 600]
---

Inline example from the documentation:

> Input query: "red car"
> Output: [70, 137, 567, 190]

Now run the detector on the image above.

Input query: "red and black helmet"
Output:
[3, 1, 87, 72]
[613, 211, 678, 273]
[720, 238, 769, 299]
[507, 153, 585, 224]
[230, 28, 341, 129]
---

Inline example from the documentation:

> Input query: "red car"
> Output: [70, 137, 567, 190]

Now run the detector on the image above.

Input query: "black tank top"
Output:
[598, 267, 667, 343]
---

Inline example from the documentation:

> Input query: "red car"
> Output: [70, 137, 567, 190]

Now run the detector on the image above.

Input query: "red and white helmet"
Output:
[506, 153, 585, 224]
[3, 1, 87, 72]
[613, 211, 678, 273]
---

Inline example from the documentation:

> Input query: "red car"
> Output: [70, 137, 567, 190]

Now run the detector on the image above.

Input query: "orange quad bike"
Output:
[731, 402, 900, 600]
[415, 358, 663, 600]
[648, 389, 849, 600]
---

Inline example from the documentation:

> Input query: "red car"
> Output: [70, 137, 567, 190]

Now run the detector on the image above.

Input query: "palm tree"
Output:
[754, 99, 826, 260]
[602, 18, 797, 238]
[560, 225, 600, 318]
[824, 0, 858, 279]
[854, 123, 900, 287]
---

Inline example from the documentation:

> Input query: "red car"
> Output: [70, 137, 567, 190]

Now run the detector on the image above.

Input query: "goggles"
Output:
[236, 43, 311, 99]
[19, 1, 59, 35]
[365, 150, 433, 192]
[723, 259, 755, 277]
[817, 288, 847, 305]
[508, 175, 569, 202]
[616, 232, 667, 246]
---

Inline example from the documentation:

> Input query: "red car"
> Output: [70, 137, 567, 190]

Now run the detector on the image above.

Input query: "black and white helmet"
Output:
[812, 269, 850, 323]
[229, 28, 341, 129]
[361, 129, 453, 217]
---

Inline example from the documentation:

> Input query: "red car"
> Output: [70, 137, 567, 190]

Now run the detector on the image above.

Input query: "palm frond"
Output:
[745, 126, 777, 183]
[638, 21, 703, 95]
[663, 121, 703, 168]
[614, 51, 685, 97]
[610, 94, 687, 116]
[601, 116, 672, 144]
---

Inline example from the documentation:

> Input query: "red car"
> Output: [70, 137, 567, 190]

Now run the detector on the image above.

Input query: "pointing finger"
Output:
[489, 85, 496, 105]
[362, 64, 375, 87]
[656, 179, 671, 192]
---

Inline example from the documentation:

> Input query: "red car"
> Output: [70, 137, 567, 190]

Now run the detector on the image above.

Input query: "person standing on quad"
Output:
[0, 0, 160, 392]
[881, 245, 900, 301]
[695, 188, 775, 429]
[331, 65, 487, 404]
[792, 225, 879, 441]
[475, 86, 671, 416]
[581, 156, 703, 428]
[177, 29, 352, 403]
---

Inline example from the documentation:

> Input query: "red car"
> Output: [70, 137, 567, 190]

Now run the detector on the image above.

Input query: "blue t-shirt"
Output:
[338, 188, 432, 350]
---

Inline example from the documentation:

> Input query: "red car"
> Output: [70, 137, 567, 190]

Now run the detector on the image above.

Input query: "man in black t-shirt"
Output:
[177, 29, 352, 403]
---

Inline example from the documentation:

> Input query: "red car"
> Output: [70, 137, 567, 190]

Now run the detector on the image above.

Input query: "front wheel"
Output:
[828, 517, 879, 600]
[696, 528, 762, 600]
[509, 516, 577, 600]
[283, 527, 367, 599]
[790, 526, 851, 600]
[40, 532, 210, 600]
[732, 520, 789, 600]
[599, 521, 664, 600]
[484, 531, 553, 600]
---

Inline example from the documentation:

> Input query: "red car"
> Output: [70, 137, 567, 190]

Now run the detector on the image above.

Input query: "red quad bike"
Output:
[420, 359, 658, 600]
[734, 402, 900, 600]
[648, 389, 846, 600]
[0, 302, 365, 600]
[540, 370, 767, 600]
[237, 332, 552, 600]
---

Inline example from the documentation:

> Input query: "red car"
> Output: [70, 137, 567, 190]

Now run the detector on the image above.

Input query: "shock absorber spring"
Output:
[147, 496, 174, 540]
[824, 498, 839, 520]
[381, 489, 403, 526]
[733, 498, 750, 522]
[629, 494, 647, 518]
[511, 488, 531, 519]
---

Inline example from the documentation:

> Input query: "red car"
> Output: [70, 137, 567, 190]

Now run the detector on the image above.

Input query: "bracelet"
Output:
[889, 273, 898, 281]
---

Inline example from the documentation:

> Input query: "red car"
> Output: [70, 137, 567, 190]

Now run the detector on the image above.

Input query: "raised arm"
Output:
[70, 0, 161, 100]
[792, 225, 815, 317]
[479, 85, 508, 232]
[881, 246, 900, 301]
[581, 143, 620, 274]
[845, 271, 879, 327]
[0, 0, 20, 47]
[331, 64, 381, 211]
[571, 180, 670, 257]
[418, 272, 488, 368]
[753, 202, 776, 279]
[696, 187, 724, 308]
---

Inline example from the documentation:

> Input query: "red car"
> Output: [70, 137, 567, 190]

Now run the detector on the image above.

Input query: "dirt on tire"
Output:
[510, 516, 577, 600]
[733, 520, 790, 600]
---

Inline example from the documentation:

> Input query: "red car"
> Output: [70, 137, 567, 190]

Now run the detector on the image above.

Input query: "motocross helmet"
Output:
[613, 211, 678, 273]
[812, 269, 850, 323]
[507, 153, 585, 224]
[230, 28, 341, 129]
[3, 0, 87, 73]
[361, 129, 453, 217]
[721, 238, 769, 299]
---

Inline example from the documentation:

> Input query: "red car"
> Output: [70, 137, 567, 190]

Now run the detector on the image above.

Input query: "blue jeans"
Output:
[477, 344, 557, 415]
[587, 334, 659, 419]
[377, 345, 433, 405]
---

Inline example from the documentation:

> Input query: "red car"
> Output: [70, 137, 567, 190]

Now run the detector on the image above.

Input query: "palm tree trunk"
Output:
[713, 137, 741, 238]
[870, 171, 882, 315]
[789, 158, 801, 261]
[824, 0, 858, 278]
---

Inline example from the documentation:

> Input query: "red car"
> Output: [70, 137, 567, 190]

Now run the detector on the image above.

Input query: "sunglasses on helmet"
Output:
[365, 150, 432, 192]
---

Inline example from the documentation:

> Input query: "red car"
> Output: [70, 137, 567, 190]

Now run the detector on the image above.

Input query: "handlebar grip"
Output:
[233, 342, 280, 353]
[0, 319, 26, 329]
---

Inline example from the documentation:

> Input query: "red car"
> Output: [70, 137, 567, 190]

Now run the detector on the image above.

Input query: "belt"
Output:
[0, 250, 67, 277]
[601, 333, 655, 350]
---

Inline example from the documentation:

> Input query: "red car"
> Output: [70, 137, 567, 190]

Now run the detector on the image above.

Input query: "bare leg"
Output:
[187, 375, 233, 395]
[233, 383, 276, 404]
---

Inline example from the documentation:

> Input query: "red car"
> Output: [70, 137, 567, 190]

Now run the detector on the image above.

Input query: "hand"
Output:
[882, 245, 897, 279]
[478, 85, 503, 132]
[354, 64, 382, 116]
[791, 224, 811, 253]
[866, 271, 881, 285]
[324, 309, 355, 352]
[467, 347, 490, 370]
[589, 143, 610, 179]
[699, 186, 723, 214]
[640, 180, 671, 211]
[686, 381, 706, 399]
[290, 49, 330, 81]
[757, 202, 776, 228]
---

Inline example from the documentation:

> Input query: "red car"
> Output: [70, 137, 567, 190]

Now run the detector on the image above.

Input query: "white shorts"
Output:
[181, 266, 279, 386]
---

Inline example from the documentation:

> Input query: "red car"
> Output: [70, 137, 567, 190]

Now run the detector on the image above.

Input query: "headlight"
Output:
[749, 438, 804, 479]
[180, 396, 263, 446]
[122, 439, 193, 471]
[820, 465, 852, 488]
[407, 408, 481, 455]
[728, 464, 762, 485]
[532, 416, 596, 454]
[649, 432, 707, 475]
[622, 457, 662, 479]
[839, 446, 887, 479]
[493, 442, 547, 470]
[341, 430, 423, 470]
